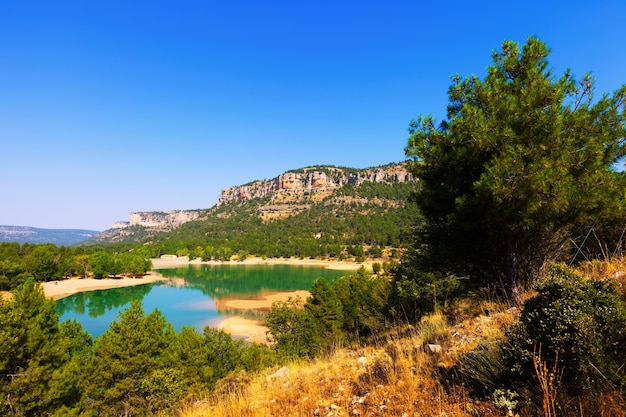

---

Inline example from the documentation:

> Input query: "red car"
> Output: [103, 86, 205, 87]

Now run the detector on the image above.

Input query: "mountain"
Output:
[0, 225, 100, 245]
[85, 162, 420, 256]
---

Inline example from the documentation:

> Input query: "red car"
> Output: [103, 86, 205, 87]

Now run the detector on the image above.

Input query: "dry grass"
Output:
[576, 257, 626, 280]
[182, 346, 470, 417]
[181, 302, 518, 417]
[180, 258, 626, 417]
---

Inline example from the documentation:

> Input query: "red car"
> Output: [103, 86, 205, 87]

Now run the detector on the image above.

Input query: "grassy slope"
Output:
[181, 300, 515, 417]
[180, 258, 626, 417]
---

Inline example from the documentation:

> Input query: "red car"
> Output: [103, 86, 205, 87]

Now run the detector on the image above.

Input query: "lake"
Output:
[55, 264, 352, 338]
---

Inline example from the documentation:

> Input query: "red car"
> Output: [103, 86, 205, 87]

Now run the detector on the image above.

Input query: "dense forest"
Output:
[0, 243, 151, 291]
[2, 37, 626, 415]
[147, 180, 418, 260]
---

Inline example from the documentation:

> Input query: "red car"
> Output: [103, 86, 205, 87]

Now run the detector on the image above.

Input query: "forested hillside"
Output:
[87, 163, 420, 260]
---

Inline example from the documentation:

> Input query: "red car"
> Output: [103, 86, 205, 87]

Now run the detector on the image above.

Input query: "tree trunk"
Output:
[505, 237, 522, 306]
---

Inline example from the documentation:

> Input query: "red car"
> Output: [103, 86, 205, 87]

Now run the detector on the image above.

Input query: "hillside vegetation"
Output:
[183, 260, 626, 417]
[87, 163, 419, 262]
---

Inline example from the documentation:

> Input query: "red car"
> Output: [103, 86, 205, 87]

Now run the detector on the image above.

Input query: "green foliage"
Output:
[503, 265, 626, 398]
[265, 297, 323, 359]
[116, 251, 152, 276]
[461, 265, 626, 412]
[404, 36, 626, 305]
[305, 279, 346, 348]
[266, 268, 390, 358]
[22, 244, 61, 281]
[334, 267, 388, 339]
[81, 301, 178, 415]
[0, 281, 91, 416]
[0, 243, 153, 288]
[390, 245, 463, 321]
[88, 251, 116, 278]
[1, 282, 280, 416]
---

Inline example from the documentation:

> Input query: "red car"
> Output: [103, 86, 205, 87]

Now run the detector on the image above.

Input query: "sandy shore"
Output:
[38, 256, 369, 342]
[215, 289, 313, 344]
[217, 290, 311, 311]
[218, 317, 270, 344]
[151, 255, 372, 271]
[41, 274, 167, 300]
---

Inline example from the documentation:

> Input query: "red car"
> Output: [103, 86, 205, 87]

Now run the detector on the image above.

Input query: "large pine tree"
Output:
[404, 37, 626, 305]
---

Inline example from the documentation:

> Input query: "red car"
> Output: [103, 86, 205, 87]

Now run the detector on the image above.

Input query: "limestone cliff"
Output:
[218, 163, 413, 205]
[127, 210, 202, 228]
[85, 210, 205, 244]
[111, 210, 202, 229]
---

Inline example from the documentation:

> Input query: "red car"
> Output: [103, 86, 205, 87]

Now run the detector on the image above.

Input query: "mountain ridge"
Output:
[84, 161, 417, 247]
[0, 225, 100, 245]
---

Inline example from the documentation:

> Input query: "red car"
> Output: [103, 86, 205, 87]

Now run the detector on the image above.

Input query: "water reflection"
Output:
[157, 264, 347, 298]
[55, 283, 156, 317]
[55, 264, 349, 337]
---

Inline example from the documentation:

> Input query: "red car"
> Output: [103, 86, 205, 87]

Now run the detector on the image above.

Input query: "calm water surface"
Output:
[55, 264, 351, 338]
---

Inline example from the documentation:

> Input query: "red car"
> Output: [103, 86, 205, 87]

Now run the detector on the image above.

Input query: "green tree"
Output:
[117, 252, 151, 277]
[81, 301, 178, 416]
[23, 244, 60, 281]
[265, 297, 322, 359]
[0, 281, 90, 416]
[305, 278, 345, 349]
[88, 251, 115, 278]
[334, 267, 388, 339]
[404, 37, 626, 305]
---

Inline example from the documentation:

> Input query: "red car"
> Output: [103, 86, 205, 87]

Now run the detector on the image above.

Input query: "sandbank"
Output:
[151, 255, 371, 271]
[218, 317, 270, 344]
[215, 289, 313, 344]
[217, 290, 311, 311]
[41, 274, 167, 300]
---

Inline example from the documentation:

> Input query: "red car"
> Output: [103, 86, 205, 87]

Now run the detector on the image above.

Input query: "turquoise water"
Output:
[55, 264, 351, 338]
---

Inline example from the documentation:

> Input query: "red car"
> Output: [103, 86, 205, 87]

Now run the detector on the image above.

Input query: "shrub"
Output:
[498, 264, 626, 411]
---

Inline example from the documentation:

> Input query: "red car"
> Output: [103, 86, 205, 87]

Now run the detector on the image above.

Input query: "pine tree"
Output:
[305, 278, 346, 348]
[404, 37, 626, 305]
[81, 301, 177, 416]
[0, 281, 90, 416]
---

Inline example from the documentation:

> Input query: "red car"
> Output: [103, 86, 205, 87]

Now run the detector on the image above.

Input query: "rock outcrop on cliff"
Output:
[85, 210, 206, 244]
[218, 163, 413, 205]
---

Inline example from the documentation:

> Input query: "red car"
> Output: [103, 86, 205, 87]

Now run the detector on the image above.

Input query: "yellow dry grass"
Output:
[180, 258, 626, 417]
[181, 303, 518, 417]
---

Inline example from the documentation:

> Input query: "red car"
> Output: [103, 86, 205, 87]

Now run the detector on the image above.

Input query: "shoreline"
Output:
[150, 255, 373, 271]
[41, 256, 368, 300]
[40, 256, 371, 342]
[218, 317, 270, 344]
[41, 273, 168, 300]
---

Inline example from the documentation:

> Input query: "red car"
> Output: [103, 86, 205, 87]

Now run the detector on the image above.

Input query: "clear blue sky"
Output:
[1, 1, 625, 231]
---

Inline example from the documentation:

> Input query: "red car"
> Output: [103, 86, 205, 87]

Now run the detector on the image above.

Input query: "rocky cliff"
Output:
[85, 162, 415, 245]
[111, 210, 203, 229]
[84, 210, 206, 245]
[218, 163, 413, 205]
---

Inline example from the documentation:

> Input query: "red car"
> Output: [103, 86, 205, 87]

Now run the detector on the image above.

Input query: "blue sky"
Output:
[1, 1, 625, 231]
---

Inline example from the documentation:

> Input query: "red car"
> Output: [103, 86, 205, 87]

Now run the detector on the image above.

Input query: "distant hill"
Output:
[85, 162, 420, 259]
[0, 225, 100, 245]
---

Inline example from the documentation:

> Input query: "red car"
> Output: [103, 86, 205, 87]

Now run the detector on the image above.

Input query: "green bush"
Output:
[502, 265, 626, 402]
